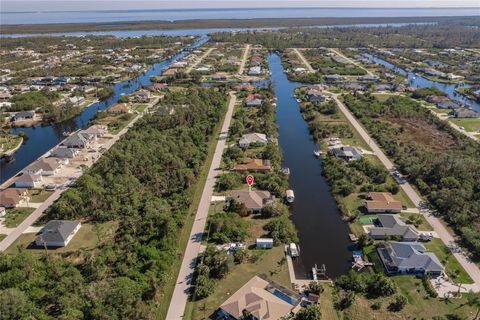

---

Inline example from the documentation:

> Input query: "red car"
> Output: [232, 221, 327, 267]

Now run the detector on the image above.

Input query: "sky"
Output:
[3, 0, 480, 12]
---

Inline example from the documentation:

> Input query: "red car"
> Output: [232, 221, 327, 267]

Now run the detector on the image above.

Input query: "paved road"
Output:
[293, 48, 315, 73]
[238, 44, 250, 75]
[186, 47, 215, 73]
[166, 93, 236, 320]
[329, 48, 373, 76]
[0, 97, 160, 252]
[330, 93, 480, 291]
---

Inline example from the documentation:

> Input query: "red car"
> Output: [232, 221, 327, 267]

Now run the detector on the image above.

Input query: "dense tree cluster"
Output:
[0, 87, 227, 318]
[343, 93, 480, 256]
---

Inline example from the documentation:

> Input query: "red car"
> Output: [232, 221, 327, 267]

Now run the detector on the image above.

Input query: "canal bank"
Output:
[269, 53, 352, 279]
[363, 53, 480, 112]
[0, 36, 208, 184]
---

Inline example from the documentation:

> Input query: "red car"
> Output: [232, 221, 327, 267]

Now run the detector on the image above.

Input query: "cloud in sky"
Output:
[3, 0, 480, 11]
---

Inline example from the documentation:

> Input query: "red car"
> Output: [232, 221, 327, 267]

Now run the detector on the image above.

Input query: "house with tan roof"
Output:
[228, 190, 272, 212]
[232, 159, 272, 172]
[218, 276, 301, 320]
[15, 174, 43, 189]
[0, 188, 30, 208]
[107, 104, 131, 113]
[22, 158, 64, 176]
[366, 192, 402, 213]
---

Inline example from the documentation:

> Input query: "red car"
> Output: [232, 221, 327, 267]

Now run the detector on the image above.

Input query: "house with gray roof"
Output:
[238, 133, 268, 148]
[332, 145, 363, 161]
[450, 108, 480, 118]
[35, 220, 81, 247]
[369, 214, 420, 241]
[62, 132, 90, 148]
[228, 190, 273, 212]
[50, 147, 80, 159]
[377, 242, 444, 276]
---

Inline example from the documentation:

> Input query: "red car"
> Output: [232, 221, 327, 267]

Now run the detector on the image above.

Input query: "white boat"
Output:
[289, 243, 299, 258]
[313, 150, 322, 157]
[286, 190, 295, 203]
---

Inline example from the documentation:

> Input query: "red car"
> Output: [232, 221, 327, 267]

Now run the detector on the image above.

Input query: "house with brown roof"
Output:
[228, 190, 272, 212]
[218, 276, 301, 320]
[232, 159, 272, 172]
[0, 188, 30, 208]
[15, 174, 44, 189]
[366, 192, 402, 213]
[107, 104, 131, 113]
[146, 83, 168, 92]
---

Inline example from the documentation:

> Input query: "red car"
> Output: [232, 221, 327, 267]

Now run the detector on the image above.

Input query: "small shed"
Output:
[256, 238, 273, 249]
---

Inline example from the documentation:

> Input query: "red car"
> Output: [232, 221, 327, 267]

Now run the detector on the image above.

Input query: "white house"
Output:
[15, 174, 43, 188]
[35, 220, 82, 247]
[238, 133, 268, 148]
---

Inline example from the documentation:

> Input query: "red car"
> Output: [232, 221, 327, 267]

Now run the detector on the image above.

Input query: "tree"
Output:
[262, 201, 289, 218]
[305, 281, 324, 295]
[0, 288, 33, 319]
[193, 264, 215, 300]
[264, 215, 299, 245]
[389, 294, 407, 311]
[366, 274, 396, 298]
[295, 304, 321, 320]
[466, 292, 480, 320]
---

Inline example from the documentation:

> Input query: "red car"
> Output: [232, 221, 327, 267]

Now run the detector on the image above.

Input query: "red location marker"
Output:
[246, 175, 254, 187]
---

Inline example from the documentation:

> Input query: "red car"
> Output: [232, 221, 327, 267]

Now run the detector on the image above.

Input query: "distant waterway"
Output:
[363, 53, 480, 112]
[0, 36, 209, 184]
[269, 53, 352, 279]
[2, 7, 478, 25]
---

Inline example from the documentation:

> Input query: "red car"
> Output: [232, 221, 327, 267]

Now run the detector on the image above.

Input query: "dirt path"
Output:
[166, 93, 237, 320]
[186, 47, 214, 73]
[238, 44, 250, 75]
[329, 92, 480, 292]
[293, 48, 315, 72]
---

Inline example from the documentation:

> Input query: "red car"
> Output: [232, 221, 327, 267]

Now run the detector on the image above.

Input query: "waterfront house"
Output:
[228, 190, 273, 212]
[146, 83, 168, 92]
[305, 88, 325, 104]
[332, 145, 363, 161]
[15, 174, 43, 188]
[107, 104, 131, 113]
[218, 276, 301, 320]
[131, 89, 151, 102]
[238, 133, 269, 148]
[232, 159, 272, 172]
[426, 95, 449, 104]
[369, 214, 420, 241]
[248, 66, 262, 76]
[11, 111, 35, 122]
[450, 108, 480, 118]
[293, 67, 307, 73]
[366, 192, 402, 213]
[245, 97, 263, 107]
[35, 220, 81, 247]
[377, 242, 444, 276]
[50, 147, 80, 159]
[358, 75, 380, 82]
[324, 74, 342, 82]
[0, 188, 30, 208]
[256, 238, 274, 249]
[62, 132, 90, 149]
[436, 100, 460, 109]
[22, 158, 64, 176]
[82, 125, 107, 139]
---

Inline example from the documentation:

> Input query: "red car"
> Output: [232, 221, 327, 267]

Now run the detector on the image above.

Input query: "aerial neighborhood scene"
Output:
[1, 1, 480, 319]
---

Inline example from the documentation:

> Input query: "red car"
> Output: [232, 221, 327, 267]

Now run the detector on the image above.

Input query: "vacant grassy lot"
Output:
[28, 189, 54, 203]
[184, 245, 290, 320]
[449, 118, 480, 132]
[4, 207, 35, 228]
[399, 211, 433, 231]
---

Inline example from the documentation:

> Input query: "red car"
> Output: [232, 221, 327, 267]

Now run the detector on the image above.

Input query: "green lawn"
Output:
[0, 134, 22, 156]
[184, 245, 290, 320]
[449, 118, 480, 132]
[28, 190, 54, 203]
[424, 239, 473, 284]
[359, 214, 378, 225]
[132, 104, 147, 112]
[4, 222, 115, 254]
[399, 212, 433, 231]
[0, 234, 6, 241]
[4, 207, 35, 228]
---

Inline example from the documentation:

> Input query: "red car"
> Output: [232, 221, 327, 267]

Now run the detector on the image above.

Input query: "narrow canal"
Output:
[269, 53, 352, 279]
[0, 36, 209, 184]
[364, 53, 480, 112]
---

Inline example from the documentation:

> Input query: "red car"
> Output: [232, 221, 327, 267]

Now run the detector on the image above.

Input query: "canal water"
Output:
[269, 53, 352, 279]
[364, 53, 480, 112]
[0, 36, 208, 184]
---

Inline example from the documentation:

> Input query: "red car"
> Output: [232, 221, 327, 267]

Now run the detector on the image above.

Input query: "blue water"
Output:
[1, 22, 436, 39]
[363, 53, 480, 112]
[270, 53, 352, 279]
[272, 289, 298, 305]
[0, 36, 209, 184]
[2, 7, 478, 25]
